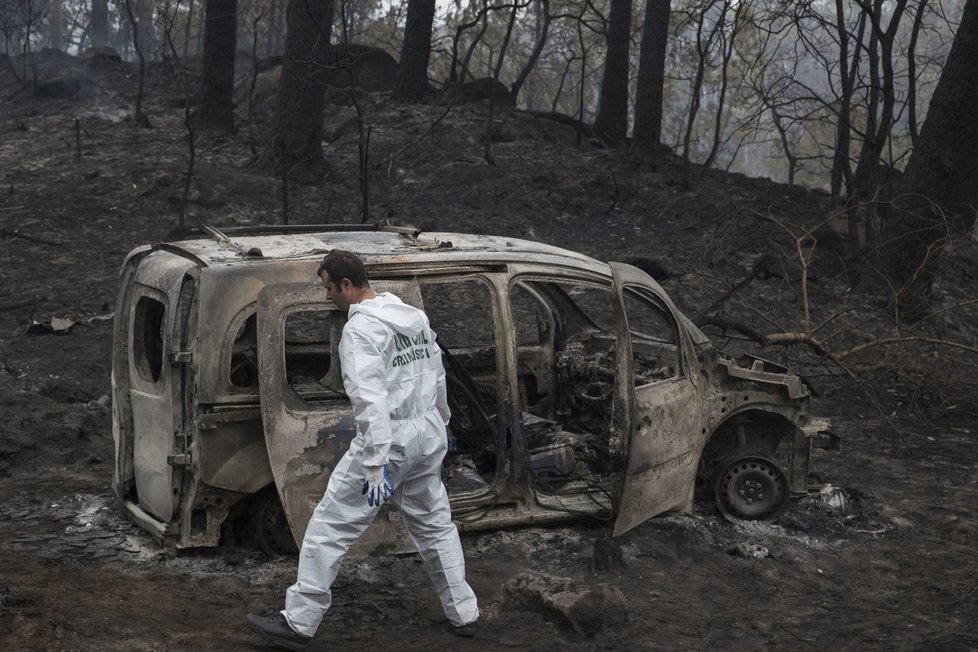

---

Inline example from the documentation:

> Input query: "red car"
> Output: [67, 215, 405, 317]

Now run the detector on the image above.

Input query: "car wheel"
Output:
[714, 451, 788, 523]
[251, 489, 299, 557]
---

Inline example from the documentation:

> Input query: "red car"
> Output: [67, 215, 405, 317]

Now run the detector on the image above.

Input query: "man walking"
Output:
[247, 250, 479, 650]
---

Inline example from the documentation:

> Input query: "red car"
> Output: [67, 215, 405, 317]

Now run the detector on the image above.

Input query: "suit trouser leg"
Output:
[283, 446, 377, 637]
[397, 441, 480, 627]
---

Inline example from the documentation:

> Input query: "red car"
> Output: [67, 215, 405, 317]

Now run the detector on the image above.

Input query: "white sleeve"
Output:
[339, 324, 392, 468]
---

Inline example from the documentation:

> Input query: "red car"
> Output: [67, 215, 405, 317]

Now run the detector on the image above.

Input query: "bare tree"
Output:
[829, 1, 867, 208]
[850, 0, 910, 208]
[449, 0, 493, 84]
[483, 0, 525, 164]
[701, 0, 744, 169]
[518, 0, 549, 109]
[0, 0, 46, 87]
[509, 0, 550, 103]
[679, 0, 724, 182]
[336, 0, 372, 223]
[905, 0, 929, 146]
[121, 0, 151, 126]
[161, 5, 196, 226]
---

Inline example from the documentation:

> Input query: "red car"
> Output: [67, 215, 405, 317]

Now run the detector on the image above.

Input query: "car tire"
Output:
[249, 487, 299, 557]
[714, 450, 789, 523]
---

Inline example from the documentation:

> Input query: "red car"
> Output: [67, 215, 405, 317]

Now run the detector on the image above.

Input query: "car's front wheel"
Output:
[714, 451, 789, 523]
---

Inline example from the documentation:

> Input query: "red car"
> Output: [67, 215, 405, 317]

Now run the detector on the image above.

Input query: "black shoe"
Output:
[453, 621, 477, 638]
[246, 613, 312, 651]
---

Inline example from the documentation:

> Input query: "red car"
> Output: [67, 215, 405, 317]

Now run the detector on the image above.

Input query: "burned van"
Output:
[111, 224, 834, 554]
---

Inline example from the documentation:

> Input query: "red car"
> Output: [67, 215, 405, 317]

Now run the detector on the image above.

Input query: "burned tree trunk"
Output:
[592, 0, 632, 140]
[265, 0, 333, 182]
[393, 0, 436, 101]
[197, 0, 237, 132]
[630, 0, 670, 161]
[91, 0, 109, 46]
[881, 0, 978, 316]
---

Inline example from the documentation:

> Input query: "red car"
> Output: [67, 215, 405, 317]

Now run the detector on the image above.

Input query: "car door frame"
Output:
[609, 262, 705, 536]
[127, 255, 197, 523]
[255, 280, 429, 549]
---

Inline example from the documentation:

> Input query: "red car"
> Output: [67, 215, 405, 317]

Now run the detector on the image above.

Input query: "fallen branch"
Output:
[839, 335, 978, 359]
[764, 331, 829, 357]
[764, 328, 918, 439]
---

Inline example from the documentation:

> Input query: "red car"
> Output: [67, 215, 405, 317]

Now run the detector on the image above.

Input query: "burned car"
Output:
[112, 224, 833, 555]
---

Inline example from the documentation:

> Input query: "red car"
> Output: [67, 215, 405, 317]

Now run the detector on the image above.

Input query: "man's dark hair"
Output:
[317, 250, 369, 287]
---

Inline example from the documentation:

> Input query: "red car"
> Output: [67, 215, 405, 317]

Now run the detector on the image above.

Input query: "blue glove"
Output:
[362, 465, 395, 506]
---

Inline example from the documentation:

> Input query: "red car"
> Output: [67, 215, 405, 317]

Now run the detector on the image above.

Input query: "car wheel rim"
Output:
[254, 494, 298, 557]
[715, 453, 788, 523]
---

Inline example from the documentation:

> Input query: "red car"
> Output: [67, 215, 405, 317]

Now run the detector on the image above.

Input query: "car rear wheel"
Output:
[714, 451, 788, 523]
[250, 488, 299, 557]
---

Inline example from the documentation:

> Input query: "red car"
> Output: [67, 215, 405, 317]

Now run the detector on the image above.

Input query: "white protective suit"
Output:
[283, 292, 480, 637]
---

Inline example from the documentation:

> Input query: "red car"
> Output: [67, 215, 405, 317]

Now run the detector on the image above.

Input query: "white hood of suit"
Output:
[348, 292, 428, 336]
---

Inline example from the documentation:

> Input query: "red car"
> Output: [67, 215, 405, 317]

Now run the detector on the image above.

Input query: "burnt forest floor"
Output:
[1, 50, 977, 650]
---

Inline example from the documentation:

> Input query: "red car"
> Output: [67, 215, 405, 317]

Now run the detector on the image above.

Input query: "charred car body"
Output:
[112, 224, 834, 554]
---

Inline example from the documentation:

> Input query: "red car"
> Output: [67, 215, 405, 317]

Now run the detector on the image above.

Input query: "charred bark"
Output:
[393, 0, 436, 101]
[197, 0, 237, 132]
[592, 0, 631, 140]
[264, 0, 334, 182]
[630, 0, 669, 161]
[91, 0, 109, 46]
[881, 0, 978, 316]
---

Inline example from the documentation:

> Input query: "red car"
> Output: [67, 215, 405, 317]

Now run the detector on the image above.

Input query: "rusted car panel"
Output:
[111, 225, 833, 553]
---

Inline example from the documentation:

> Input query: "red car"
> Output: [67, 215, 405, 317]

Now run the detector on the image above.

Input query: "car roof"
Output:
[161, 225, 606, 271]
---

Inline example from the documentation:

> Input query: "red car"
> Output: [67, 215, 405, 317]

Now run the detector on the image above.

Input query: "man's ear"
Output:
[340, 278, 354, 291]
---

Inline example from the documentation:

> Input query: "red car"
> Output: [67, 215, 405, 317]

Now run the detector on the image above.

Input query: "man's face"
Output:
[320, 272, 353, 311]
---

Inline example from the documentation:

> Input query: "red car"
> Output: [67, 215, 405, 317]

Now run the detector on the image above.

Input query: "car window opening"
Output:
[419, 277, 499, 496]
[510, 279, 619, 514]
[133, 295, 166, 384]
[284, 308, 346, 402]
[621, 287, 682, 384]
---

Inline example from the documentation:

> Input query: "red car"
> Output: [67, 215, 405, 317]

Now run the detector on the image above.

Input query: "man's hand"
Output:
[362, 465, 395, 506]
